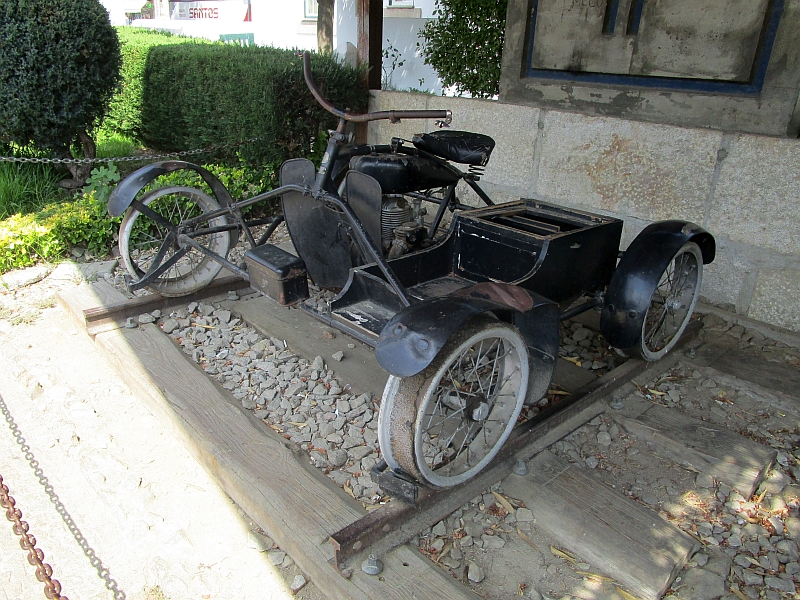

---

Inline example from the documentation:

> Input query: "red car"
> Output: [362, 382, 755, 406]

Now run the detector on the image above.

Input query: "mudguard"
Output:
[107, 160, 234, 217]
[600, 220, 715, 350]
[375, 282, 559, 404]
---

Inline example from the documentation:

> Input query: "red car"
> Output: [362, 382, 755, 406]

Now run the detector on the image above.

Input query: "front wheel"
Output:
[119, 186, 234, 297]
[627, 242, 703, 360]
[378, 316, 529, 488]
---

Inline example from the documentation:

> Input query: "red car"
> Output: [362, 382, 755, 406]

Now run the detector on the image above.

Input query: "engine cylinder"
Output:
[381, 196, 412, 248]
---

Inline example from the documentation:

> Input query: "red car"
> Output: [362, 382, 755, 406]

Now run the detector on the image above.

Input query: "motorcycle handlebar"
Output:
[302, 51, 452, 125]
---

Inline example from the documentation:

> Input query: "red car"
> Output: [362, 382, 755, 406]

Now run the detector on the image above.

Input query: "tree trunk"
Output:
[59, 129, 96, 188]
[317, 0, 334, 53]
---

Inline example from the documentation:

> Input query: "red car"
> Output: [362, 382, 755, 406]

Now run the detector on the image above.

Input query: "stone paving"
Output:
[0, 265, 323, 600]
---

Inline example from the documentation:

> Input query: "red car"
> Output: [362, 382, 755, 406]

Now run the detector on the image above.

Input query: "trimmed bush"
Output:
[139, 45, 366, 166]
[104, 27, 208, 141]
[0, 0, 122, 153]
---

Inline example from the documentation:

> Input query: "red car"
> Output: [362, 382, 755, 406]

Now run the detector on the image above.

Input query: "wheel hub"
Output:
[465, 393, 490, 421]
[668, 298, 683, 310]
[471, 402, 490, 421]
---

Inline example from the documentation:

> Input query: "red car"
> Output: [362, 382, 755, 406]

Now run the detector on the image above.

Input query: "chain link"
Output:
[0, 138, 261, 165]
[0, 392, 125, 599]
[1, 474, 69, 600]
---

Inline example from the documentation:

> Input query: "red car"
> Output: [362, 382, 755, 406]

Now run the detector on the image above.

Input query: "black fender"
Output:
[600, 220, 715, 350]
[375, 282, 560, 404]
[108, 160, 234, 217]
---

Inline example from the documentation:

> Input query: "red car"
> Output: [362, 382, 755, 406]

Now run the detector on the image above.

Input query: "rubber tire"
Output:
[626, 242, 703, 361]
[119, 186, 233, 297]
[378, 316, 529, 489]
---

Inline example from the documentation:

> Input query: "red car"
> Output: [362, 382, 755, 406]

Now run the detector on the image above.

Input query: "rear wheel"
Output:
[627, 242, 703, 360]
[378, 316, 529, 488]
[119, 186, 233, 297]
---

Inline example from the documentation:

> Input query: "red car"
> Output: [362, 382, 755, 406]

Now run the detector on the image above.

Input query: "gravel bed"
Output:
[151, 296, 386, 507]
[546, 317, 800, 599]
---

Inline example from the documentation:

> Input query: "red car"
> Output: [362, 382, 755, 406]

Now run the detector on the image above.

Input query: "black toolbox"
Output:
[244, 244, 309, 305]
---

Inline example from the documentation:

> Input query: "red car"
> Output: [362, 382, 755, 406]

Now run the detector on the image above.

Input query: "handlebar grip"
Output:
[302, 51, 452, 125]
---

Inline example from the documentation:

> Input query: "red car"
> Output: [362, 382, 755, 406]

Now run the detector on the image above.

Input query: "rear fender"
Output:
[108, 161, 234, 217]
[375, 282, 559, 402]
[600, 220, 715, 349]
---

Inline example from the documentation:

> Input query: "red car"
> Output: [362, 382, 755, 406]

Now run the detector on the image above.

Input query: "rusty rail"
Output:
[328, 321, 702, 573]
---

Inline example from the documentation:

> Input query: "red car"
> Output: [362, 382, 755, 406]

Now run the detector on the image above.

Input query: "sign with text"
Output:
[169, 0, 248, 21]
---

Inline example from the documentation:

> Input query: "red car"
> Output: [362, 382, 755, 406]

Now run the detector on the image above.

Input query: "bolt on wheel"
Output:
[119, 186, 234, 297]
[378, 316, 529, 488]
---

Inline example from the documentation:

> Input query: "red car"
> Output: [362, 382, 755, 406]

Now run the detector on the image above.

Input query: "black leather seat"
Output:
[412, 130, 495, 166]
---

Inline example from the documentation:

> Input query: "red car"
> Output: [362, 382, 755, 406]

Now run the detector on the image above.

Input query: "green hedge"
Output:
[103, 27, 208, 141]
[139, 44, 365, 166]
[103, 28, 366, 167]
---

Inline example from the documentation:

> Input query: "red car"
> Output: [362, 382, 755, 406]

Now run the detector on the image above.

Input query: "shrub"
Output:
[139, 45, 365, 166]
[148, 163, 280, 208]
[0, 0, 122, 181]
[103, 27, 207, 142]
[0, 192, 118, 273]
[418, 0, 508, 98]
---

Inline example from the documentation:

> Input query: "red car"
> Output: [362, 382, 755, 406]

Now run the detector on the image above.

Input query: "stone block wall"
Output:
[368, 91, 800, 333]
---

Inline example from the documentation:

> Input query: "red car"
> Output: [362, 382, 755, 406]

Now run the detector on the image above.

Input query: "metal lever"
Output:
[435, 111, 453, 128]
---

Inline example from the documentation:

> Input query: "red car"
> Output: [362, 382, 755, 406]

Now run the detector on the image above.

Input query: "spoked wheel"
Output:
[628, 242, 703, 360]
[378, 316, 529, 489]
[119, 186, 234, 297]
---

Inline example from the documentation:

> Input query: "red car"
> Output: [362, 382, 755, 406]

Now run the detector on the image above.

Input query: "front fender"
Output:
[108, 161, 234, 217]
[600, 220, 715, 349]
[375, 282, 559, 379]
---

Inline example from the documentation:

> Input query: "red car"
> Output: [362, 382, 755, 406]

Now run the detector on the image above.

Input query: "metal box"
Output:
[244, 244, 309, 305]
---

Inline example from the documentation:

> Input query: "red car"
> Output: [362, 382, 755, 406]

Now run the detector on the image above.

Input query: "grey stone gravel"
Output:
[162, 299, 384, 506]
[467, 561, 485, 583]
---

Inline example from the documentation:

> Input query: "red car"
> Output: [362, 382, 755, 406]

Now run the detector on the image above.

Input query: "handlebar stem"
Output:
[302, 52, 451, 125]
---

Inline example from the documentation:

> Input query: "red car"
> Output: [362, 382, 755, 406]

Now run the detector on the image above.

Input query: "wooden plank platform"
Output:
[59, 280, 129, 333]
[58, 284, 478, 600]
[503, 451, 699, 600]
[612, 399, 776, 498]
[687, 336, 800, 397]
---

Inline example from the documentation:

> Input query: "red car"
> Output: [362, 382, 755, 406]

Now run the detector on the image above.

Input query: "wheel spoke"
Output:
[635, 245, 702, 360]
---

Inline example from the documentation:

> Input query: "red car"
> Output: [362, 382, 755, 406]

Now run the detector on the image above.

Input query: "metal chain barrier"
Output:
[0, 473, 69, 600]
[0, 392, 126, 599]
[0, 137, 261, 165]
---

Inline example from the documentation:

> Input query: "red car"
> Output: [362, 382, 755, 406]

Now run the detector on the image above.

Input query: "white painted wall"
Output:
[101, 0, 443, 92]
[334, 0, 441, 93]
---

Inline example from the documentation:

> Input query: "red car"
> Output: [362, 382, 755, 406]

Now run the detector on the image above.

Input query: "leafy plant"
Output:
[0, 0, 122, 183]
[83, 164, 121, 204]
[382, 41, 406, 90]
[418, 0, 508, 98]
[0, 191, 119, 273]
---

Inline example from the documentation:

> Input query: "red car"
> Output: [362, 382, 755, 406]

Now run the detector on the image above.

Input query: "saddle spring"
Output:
[468, 164, 485, 181]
